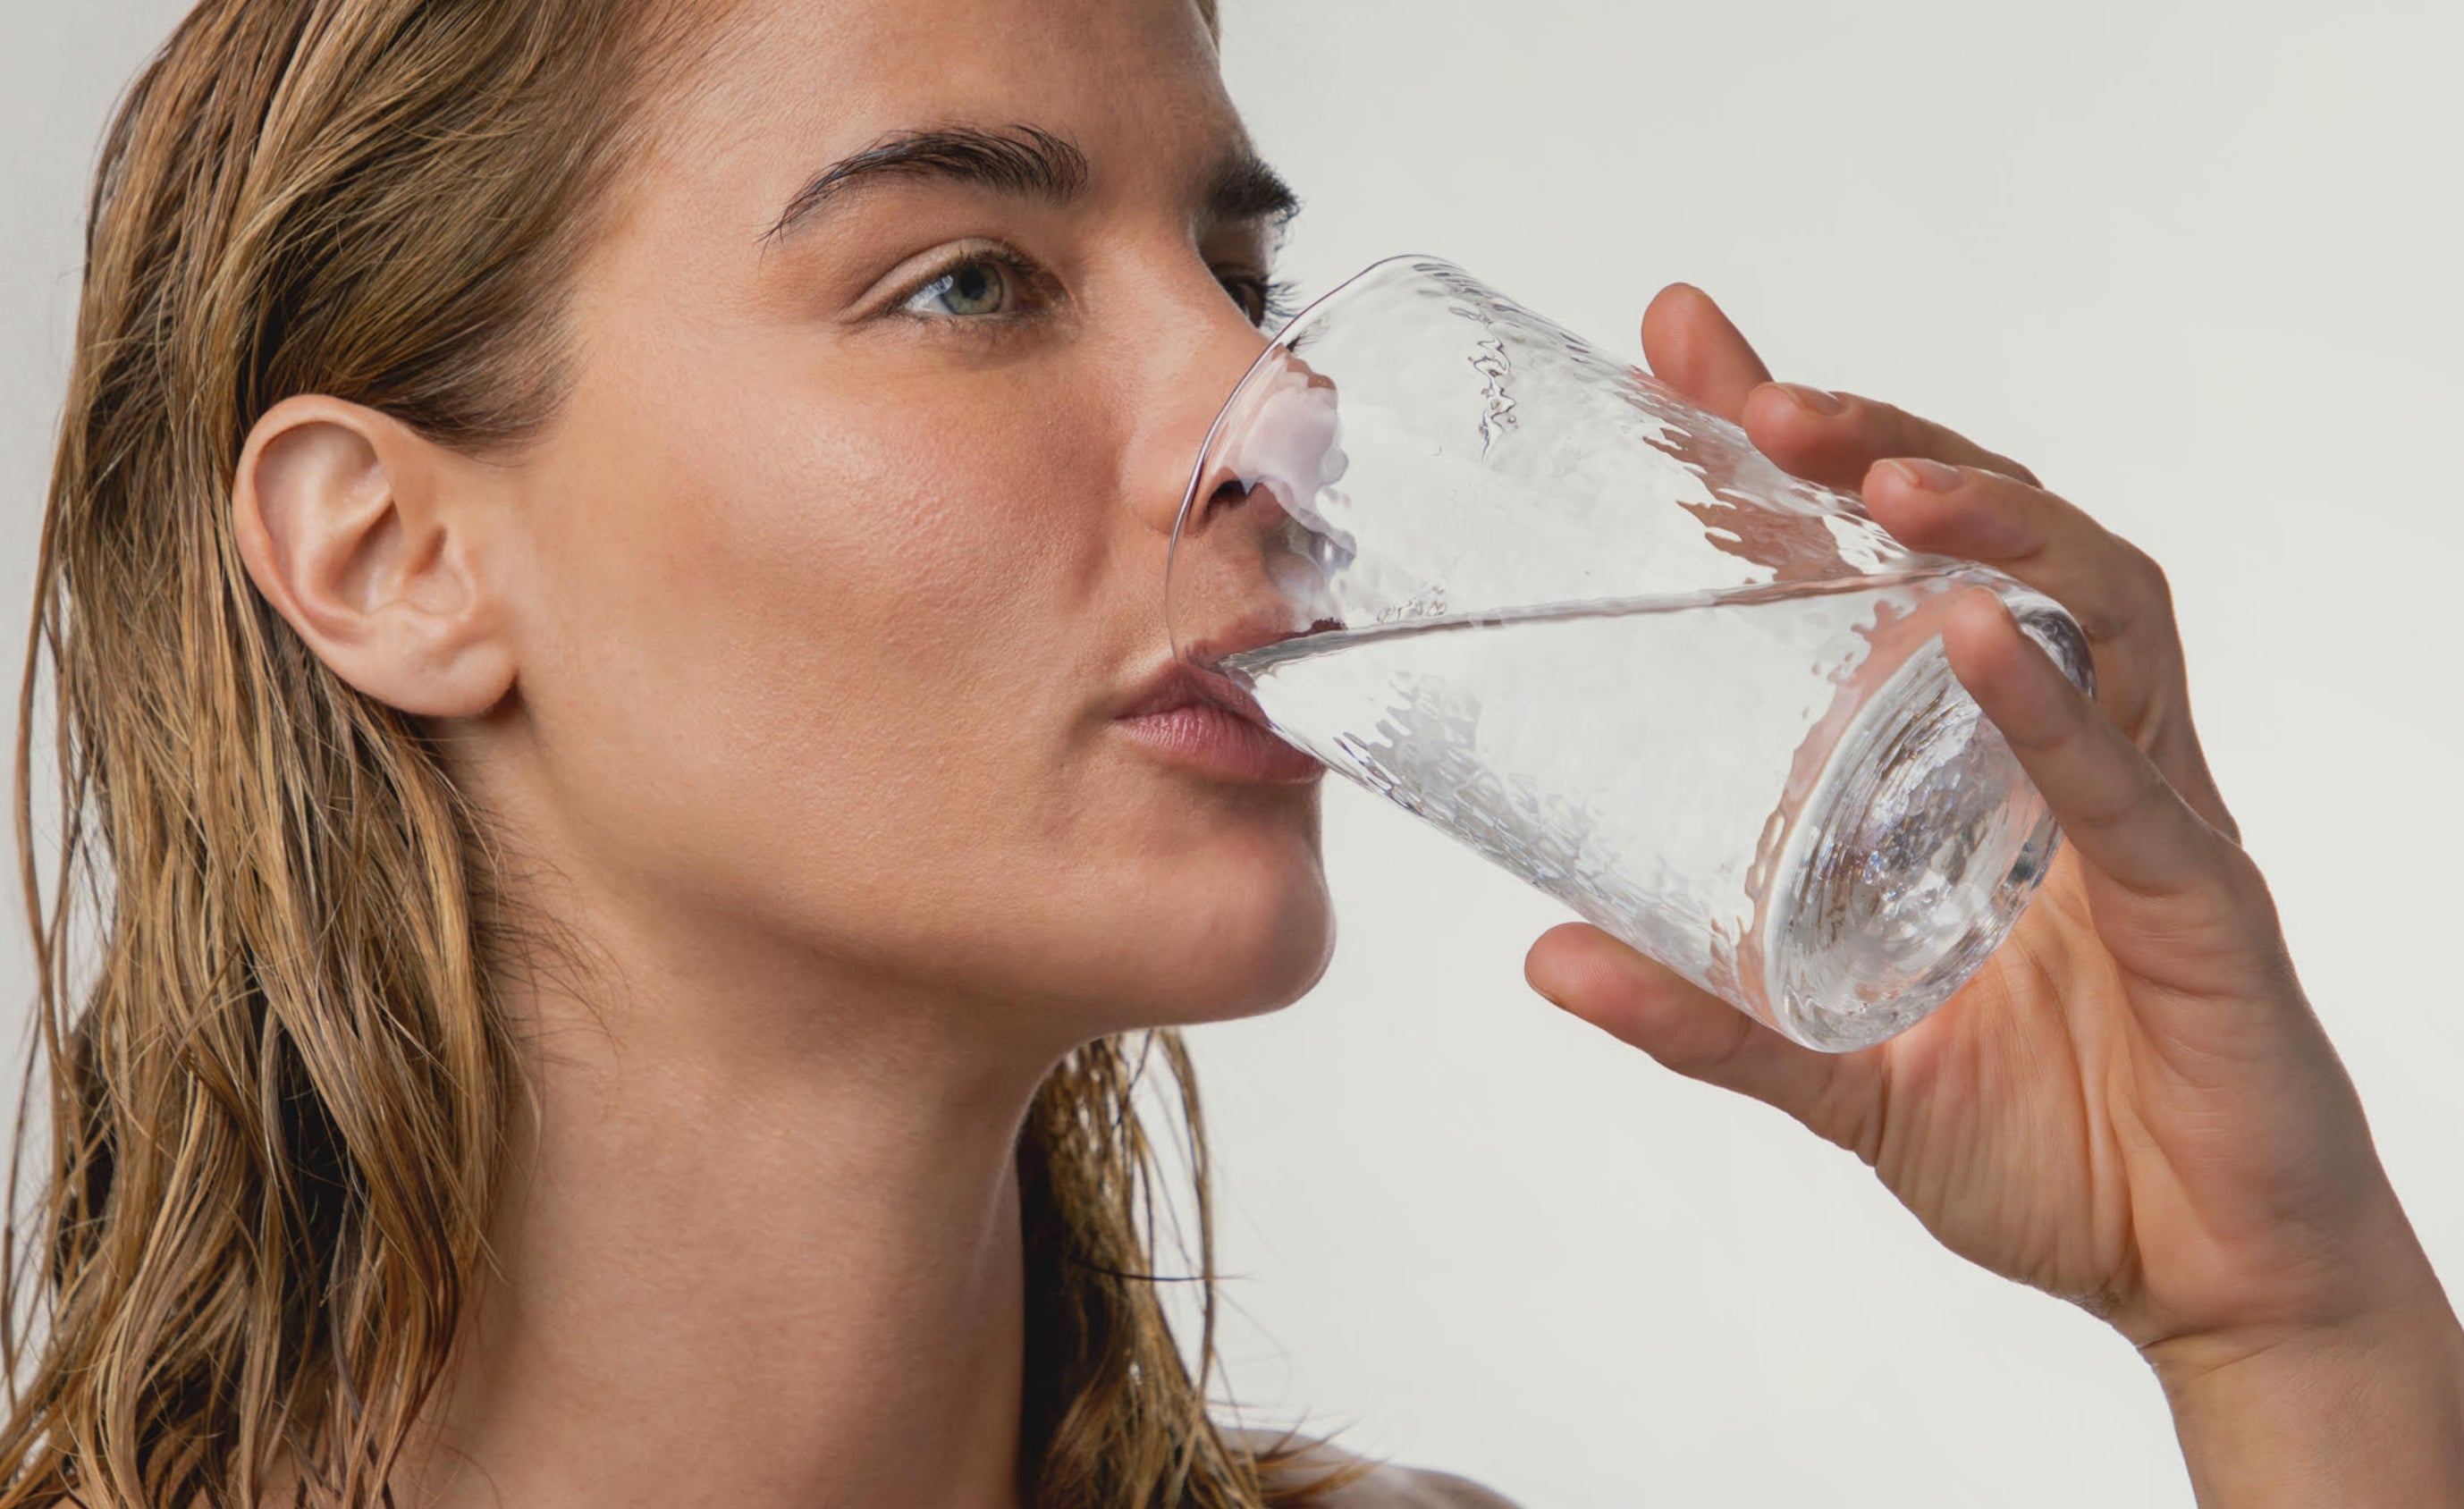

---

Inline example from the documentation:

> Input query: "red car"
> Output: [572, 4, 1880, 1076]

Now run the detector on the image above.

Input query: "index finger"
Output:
[1640, 283, 1774, 423]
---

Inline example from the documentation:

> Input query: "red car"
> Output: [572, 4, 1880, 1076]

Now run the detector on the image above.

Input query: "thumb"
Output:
[1525, 923, 1852, 1130]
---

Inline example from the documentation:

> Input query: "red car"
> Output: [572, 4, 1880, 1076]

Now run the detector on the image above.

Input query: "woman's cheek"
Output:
[843, 414, 1125, 687]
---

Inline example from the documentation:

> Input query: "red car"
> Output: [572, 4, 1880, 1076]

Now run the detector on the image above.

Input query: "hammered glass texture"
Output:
[1168, 258, 2092, 1050]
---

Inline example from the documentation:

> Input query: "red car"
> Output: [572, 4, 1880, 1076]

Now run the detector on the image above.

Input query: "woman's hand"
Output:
[1523, 285, 2464, 1504]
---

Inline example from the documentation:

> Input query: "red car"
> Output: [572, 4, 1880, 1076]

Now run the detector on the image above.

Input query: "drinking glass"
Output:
[1166, 257, 2094, 1052]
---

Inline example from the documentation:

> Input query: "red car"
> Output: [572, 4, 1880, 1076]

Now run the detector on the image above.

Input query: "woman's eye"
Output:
[902, 257, 1019, 319]
[1223, 274, 1301, 331]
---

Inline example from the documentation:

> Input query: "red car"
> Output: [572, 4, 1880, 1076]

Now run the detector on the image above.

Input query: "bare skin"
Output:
[233, 1, 1354, 1504]
[219, 0, 2460, 1503]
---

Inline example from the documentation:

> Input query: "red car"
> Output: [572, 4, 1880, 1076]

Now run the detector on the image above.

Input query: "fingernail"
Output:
[1884, 458, 1965, 493]
[1780, 383, 1844, 416]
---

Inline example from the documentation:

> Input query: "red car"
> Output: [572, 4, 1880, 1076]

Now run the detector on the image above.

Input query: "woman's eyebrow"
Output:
[1204, 152, 1300, 232]
[763, 124, 1092, 245]
[760, 123, 1299, 246]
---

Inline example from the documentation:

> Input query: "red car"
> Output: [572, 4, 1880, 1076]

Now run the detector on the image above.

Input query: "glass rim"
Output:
[1167, 251, 1461, 662]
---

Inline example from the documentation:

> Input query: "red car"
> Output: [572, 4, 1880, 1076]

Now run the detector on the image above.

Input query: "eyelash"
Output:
[889, 244, 1301, 333]
[1233, 274, 1307, 333]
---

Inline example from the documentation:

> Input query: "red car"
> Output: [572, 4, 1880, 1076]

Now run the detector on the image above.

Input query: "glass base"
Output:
[1762, 596, 2091, 1052]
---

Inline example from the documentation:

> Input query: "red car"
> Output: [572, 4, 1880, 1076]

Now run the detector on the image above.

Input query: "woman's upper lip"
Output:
[1115, 614, 1331, 729]
[1113, 659, 1274, 731]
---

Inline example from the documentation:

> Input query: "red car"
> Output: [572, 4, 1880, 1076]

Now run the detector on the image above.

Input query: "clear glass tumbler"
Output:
[1167, 257, 2094, 1052]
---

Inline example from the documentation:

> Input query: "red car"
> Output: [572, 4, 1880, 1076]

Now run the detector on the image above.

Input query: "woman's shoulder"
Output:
[1324, 1461, 1523, 1509]
[1226, 1428, 1523, 1509]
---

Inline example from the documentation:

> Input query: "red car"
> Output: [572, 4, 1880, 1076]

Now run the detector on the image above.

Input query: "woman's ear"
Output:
[233, 395, 517, 718]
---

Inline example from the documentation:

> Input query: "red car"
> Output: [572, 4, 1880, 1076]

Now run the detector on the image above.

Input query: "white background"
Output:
[7, 4, 2462, 1506]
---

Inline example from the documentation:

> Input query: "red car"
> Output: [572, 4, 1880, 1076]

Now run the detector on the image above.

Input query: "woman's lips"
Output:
[1115, 701, 1324, 785]
[1112, 662, 1322, 785]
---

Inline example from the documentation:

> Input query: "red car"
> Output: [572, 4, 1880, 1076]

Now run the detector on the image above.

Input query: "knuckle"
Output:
[2093, 749, 2178, 830]
[2072, 541, 2173, 646]
[1982, 453, 2044, 489]
[2000, 687, 2088, 760]
[2121, 540, 2174, 611]
[1852, 394, 1922, 449]
[2213, 846, 2281, 921]
[2126, 832, 2275, 931]
[1664, 1008, 1766, 1085]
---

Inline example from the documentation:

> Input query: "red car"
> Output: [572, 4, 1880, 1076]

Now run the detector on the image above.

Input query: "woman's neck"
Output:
[407, 915, 1051, 1509]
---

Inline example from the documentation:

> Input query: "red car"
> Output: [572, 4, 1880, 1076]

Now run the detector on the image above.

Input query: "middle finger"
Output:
[1741, 382, 2043, 492]
[1859, 458, 2239, 842]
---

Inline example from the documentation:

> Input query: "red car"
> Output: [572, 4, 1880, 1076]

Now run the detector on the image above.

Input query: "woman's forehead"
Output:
[674, 0, 1228, 130]
[633, 0, 1248, 232]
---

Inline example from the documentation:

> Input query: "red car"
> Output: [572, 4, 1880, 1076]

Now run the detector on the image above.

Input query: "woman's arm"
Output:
[2155, 1299, 2464, 1505]
[1526, 284, 2464, 1506]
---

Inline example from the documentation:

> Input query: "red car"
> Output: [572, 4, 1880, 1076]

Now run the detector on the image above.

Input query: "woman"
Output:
[7, 0, 2459, 1505]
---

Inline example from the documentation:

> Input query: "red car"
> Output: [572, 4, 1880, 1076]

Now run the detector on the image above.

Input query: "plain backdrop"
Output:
[6, 4, 2461, 1506]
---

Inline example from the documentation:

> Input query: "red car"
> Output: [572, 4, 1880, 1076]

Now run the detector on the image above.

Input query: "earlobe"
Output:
[233, 395, 517, 719]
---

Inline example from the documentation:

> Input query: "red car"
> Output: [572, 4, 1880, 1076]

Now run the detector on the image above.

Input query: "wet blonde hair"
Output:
[4, 0, 1355, 1505]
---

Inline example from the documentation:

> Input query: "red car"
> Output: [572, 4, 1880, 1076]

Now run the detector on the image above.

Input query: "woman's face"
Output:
[469, 0, 1331, 1043]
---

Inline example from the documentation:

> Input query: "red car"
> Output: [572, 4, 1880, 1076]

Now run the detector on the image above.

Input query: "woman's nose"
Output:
[1122, 293, 1279, 541]
[1171, 347, 1346, 553]
[1146, 309, 1354, 657]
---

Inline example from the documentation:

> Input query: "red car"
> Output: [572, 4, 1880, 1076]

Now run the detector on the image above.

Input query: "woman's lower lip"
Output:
[1114, 703, 1324, 785]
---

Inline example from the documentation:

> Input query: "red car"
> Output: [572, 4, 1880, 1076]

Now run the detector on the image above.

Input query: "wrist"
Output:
[2146, 1293, 2464, 1402]
[2148, 1298, 2464, 1508]
[2138, 1221, 2461, 1388]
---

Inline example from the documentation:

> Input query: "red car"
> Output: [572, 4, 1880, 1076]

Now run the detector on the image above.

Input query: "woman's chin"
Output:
[1097, 852, 1335, 1031]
